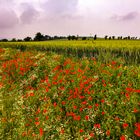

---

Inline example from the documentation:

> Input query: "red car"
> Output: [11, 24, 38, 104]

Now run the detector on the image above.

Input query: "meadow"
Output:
[0, 40, 140, 140]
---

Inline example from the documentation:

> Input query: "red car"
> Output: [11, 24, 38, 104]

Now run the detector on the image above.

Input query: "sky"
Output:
[0, 0, 140, 39]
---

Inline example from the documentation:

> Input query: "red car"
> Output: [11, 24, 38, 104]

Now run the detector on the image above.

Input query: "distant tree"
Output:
[1, 39, 8, 42]
[112, 36, 115, 40]
[71, 35, 76, 40]
[24, 37, 32, 41]
[67, 35, 71, 40]
[44, 35, 52, 40]
[34, 32, 44, 41]
[109, 37, 112, 40]
[93, 34, 97, 40]
[127, 36, 130, 40]
[82, 37, 87, 40]
[11, 38, 16, 42]
[17, 39, 22, 42]
[105, 35, 108, 40]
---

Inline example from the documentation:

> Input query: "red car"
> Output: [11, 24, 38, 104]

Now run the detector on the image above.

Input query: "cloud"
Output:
[0, 8, 19, 29]
[42, 0, 79, 16]
[111, 11, 139, 21]
[20, 3, 39, 24]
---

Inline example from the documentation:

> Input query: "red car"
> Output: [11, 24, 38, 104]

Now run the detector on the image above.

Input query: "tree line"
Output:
[0, 32, 140, 42]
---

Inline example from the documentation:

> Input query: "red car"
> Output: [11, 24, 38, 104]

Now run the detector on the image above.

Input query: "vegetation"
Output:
[0, 40, 140, 139]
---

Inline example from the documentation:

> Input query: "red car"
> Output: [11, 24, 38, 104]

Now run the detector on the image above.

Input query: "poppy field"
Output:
[0, 41, 140, 140]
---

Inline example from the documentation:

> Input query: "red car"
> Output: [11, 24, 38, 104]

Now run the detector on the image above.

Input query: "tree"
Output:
[11, 38, 16, 42]
[93, 34, 97, 40]
[67, 35, 71, 40]
[112, 36, 115, 40]
[34, 32, 44, 41]
[24, 37, 32, 41]
[0, 39, 8, 42]
[105, 35, 108, 40]
[82, 37, 87, 40]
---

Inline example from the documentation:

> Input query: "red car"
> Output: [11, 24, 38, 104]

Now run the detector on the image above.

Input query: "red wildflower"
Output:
[35, 117, 39, 121]
[79, 108, 83, 112]
[101, 99, 105, 103]
[35, 122, 40, 126]
[133, 108, 139, 113]
[134, 89, 140, 93]
[30, 93, 34, 96]
[125, 93, 129, 99]
[46, 88, 49, 92]
[95, 103, 99, 107]
[85, 115, 89, 121]
[106, 130, 110, 136]
[102, 112, 105, 115]
[61, 101, 66, 105]
[135, 123, 140, 130]
[73, 105, 77, 109]
[94, 124, 100, 129]
[39, 128, 43, 137]
[134, 129, 140, 137]
[43, 109, 47, 113]
[120, 135, 126, 140]
[126, 87, 133, 92]
[88, 105, 92, 109]
[46, 116, 49, 120]
[60, 129, 64, 134]
[73, 115, 81, 121]
[53, 102, 57, 107]
[82, 101, 87, 105]
[79, 129, 84, 133]
[89, 132, 94, 137]
[123, 123, 129, 129]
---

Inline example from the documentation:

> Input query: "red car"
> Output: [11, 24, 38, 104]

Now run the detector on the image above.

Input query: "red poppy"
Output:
[106, 130, 110, 136]
[73, 115, 81, 121]
[135, 123, 140, 130]
[46, 116, 49, 120]
[60, 129, 64, 134]
[133, 108, 138, 113]
[89, 132, 94, 137]
[134, 129, 140, 137]
[85, 115, 89, 121]
[35, 122, 40, 126]
[101, 99, 105, 103]
[123, 123, 128, 129]
[73, 105, 77, 109]
[120, 135, 126, 140]
[53, 102, 57, 107]
[102, 112, 105, 115]
[95, 103, 99, 107]
[62, 101, 66, 105]
[79, 129, 84, 133]
[94, 124, 100, 129]
[39, 128, 43, 137]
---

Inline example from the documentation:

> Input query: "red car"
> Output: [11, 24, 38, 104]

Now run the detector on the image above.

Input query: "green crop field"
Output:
[0, 40, 140, 139]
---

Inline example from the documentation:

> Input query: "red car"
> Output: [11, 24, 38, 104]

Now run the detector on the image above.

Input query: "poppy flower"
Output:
[79, 129, 84, 133]
[134, 129, 140, 137]
[123, 123, 128, 129]
[39, 128, 43, 137]
[120, 135, 126, 140]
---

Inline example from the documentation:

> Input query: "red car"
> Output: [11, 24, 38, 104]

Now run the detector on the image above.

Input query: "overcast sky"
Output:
[0, 0, 140, 39]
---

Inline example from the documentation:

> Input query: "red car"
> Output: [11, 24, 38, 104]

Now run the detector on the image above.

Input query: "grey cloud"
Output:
[42, 0, 79, 16]
[111, 11, 139, 21]
[20, 3, 39, 24]
[0, 8, 19, 29]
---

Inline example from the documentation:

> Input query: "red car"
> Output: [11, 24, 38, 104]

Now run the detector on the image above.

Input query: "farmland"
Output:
[0, 40, 140, 140]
